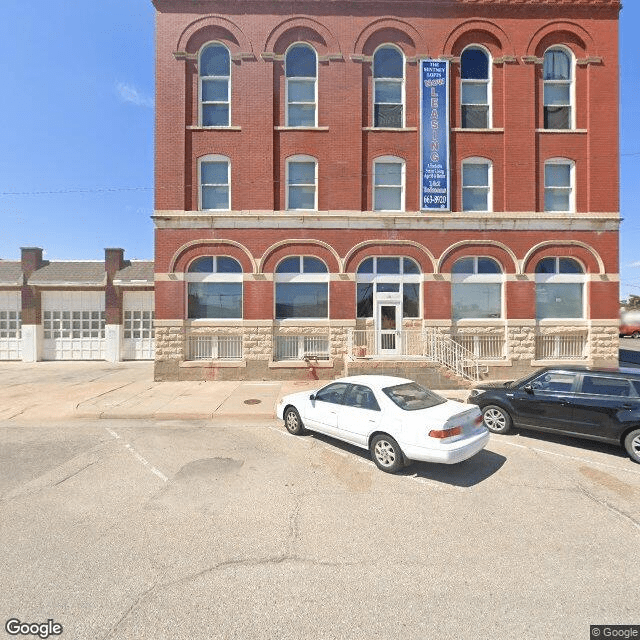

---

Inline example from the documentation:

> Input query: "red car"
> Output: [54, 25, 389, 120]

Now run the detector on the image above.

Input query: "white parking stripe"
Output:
[105, 428, 168, 483]
[497, 439, 640, 476]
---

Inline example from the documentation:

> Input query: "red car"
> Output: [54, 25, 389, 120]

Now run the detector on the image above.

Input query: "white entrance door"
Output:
[376, 302, 401, 355]
[42, 291, 106, 360]
[0, 292, 22, 360]
[122, 291, 155, 360]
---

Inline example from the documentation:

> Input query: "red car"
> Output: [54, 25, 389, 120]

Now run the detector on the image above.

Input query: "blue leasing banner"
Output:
[420, 59, 450, 211]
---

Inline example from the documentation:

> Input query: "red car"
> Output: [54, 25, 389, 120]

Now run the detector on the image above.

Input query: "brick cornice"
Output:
[156, 0, 619, 7]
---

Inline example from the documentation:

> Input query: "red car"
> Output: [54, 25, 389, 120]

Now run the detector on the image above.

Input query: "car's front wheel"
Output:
[482, 405, 512, 434]
[624, 428, 640, 463]
[284, 407, 306, 435]
[370, 434, 404, 473]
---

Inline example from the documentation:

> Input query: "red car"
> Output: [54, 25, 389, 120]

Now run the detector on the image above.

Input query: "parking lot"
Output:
[1, 383, 639, 640]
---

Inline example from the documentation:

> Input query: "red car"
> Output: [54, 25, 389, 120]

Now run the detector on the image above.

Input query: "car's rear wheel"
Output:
[284, 407, 306, 435]
[624, 428, 640, 463]
[633, 331, 640, 339]
[370, 434, 404, 473]
[482, 405, 512, 434]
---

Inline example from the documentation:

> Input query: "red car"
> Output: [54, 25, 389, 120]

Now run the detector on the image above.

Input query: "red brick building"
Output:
[152, 0, 621, 383]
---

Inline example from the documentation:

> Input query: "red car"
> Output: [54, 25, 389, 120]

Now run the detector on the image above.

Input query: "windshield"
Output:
[383, 382, 447, 411]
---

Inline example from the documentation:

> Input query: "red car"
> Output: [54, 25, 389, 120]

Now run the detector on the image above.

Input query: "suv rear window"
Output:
[581, 376, 632, 397]
[383, 382, 446, 411]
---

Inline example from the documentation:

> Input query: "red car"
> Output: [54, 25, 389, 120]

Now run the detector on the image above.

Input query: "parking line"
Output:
[497, 439, 640, 476]
[105, 428, 168, 483]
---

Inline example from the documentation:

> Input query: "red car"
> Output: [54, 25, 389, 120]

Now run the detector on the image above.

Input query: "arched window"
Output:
[285, 44, 317, 127]
[451, 257, 503, 320]
[275, 256, 328, 319]
[373, 156, 405, 211]
[373, 45, 404, 128]
[544, 46, 573, 130]
[544, 158, 574, 212]
[286, 156, 317, 210]
[461, 46, 490, 128]
[199, 43, 231, 127]
[535, 257, 585, 319]
[186, 256, 243, 319]
[356, 257, 421, 319]
[199, 155, 230, 210]
[462, 158, 492, 212]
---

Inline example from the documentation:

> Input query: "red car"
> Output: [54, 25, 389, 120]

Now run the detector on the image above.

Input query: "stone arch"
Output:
[264, 17, 340, 56]
[354, 19, 425, 57]
[438, 240, 519, 275]
[443, 20, 513, 58]
[526, 22, 593, 58]
[170, 240, 256, 274]
[343, 241, 436, 275]
[177, 16, 253, 55]
[260, 239, 342, 274]
[522, 241, 604, 275]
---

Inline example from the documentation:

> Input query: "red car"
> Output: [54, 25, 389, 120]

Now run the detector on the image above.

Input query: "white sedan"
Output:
[276, 375, 489, 473]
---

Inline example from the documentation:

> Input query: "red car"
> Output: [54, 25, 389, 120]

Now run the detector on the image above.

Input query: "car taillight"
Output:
[474, 415, 483, 426]
[429, 426, 462, 439]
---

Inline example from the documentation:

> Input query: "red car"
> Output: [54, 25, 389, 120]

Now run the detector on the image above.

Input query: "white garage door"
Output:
[42, 291, 105, 360]
[0, 291, 22, 360]
[122, 291, 155, 360]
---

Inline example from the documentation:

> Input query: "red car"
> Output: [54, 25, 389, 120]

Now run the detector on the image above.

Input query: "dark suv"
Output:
[468, 366, 640, 463]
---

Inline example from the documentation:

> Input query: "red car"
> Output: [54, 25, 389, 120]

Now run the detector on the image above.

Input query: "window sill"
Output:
[275, 126, 329, 131]
[180, 360, 246, 368]
[362, 127, 417, 132]
[532, 359, 591, 366]
[269, 359, 334, 369]
[451, 128, 504, 133]
[535, 129, 587, 134]
[187, 126, 242, 131]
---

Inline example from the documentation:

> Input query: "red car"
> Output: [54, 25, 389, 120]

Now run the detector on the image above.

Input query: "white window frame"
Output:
[461, 157, 492, 212]
[274, 256, 329, 320]
[372, 44, 405, 129]
[535, 257, 586, 320]
[451, 256, 504, 320]
[285, 155, 318, 211]
[285, 42, 318, 127]
[460, 44, 492, 129]
[199, 42, 231, 128]
[185, 256, 244, 320]
[544, 158, 575, 213]
[373, 156, 405, 212]
[199, 155, 231, 211]
[543, 45, 575, 130]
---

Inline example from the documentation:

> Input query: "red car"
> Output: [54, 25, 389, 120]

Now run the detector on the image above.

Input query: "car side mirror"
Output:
[523, 384, 534, 394]
[309, 394, 316, 401]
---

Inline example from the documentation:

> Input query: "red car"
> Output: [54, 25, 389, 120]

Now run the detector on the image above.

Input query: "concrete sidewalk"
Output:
[0, 361, 471, 423]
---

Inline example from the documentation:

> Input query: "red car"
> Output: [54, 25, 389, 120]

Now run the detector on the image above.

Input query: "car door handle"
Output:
[621, 403, 634, 410]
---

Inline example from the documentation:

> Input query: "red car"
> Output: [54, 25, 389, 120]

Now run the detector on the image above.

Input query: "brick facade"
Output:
[152, 0, 621, 383]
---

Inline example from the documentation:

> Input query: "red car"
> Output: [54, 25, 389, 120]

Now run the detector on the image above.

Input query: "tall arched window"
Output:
[285, 44, 317, 127]
[544, 158, 574, 212]
[462, 158, 492, 212]
[199, 43, 231, 127]
[460, 46, 490, 128]
[373, 45, 404, 128]
[373, 156, 405, 211]
[544, 46, 573, 130]
[186, 256, 243, 319]
[275, 256, 329, 319]
[199, 155, 230, 210]
[451, 257, 503, 320]
[286, 156, 317, 210]
[535, 257, 585, 319]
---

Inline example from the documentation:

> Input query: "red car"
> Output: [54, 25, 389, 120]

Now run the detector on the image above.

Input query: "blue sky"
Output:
[0, 1, 638, 300]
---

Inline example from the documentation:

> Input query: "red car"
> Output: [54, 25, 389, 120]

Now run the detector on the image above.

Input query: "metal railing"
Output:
[348, 329, 480, 381]
[186, 334, 243, 361]
[451, 334, 506, 360]
[273, 334, 330, 361]
[535, 333, 587, 360]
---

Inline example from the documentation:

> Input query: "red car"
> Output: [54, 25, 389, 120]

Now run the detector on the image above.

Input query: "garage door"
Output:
[0, 292, 22, 360]
[122, 291, 155, 360]
[42, 291, 105, 360]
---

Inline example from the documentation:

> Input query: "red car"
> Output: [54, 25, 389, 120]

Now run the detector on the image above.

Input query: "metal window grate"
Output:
[186, 335, 243, 361]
